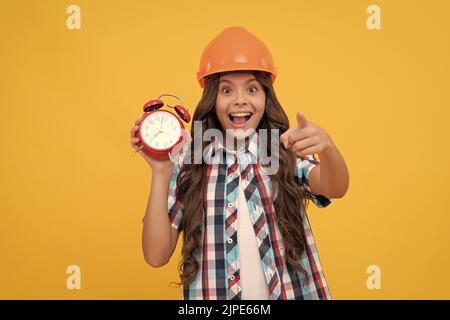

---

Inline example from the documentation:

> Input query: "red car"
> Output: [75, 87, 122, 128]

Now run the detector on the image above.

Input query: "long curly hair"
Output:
[173, 70, 318, 286]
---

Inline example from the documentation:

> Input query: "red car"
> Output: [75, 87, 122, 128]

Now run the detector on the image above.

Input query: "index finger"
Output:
[288, 127, 309, 143]
[280, 127, 295, 148]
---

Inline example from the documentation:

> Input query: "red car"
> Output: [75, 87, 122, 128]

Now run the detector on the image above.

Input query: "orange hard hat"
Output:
[196, 26, 278, 88]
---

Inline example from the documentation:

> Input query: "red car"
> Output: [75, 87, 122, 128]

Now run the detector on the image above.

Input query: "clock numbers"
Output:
[142, 112, 182, 150]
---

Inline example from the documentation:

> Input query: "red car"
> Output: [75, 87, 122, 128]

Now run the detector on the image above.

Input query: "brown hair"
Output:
[173, 71, 317, 286]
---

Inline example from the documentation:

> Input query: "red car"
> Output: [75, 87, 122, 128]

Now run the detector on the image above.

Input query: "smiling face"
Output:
[215, 71, 266, 139]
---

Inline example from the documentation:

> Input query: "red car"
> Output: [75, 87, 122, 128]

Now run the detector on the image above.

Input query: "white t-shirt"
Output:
[237, 176, 270, 300]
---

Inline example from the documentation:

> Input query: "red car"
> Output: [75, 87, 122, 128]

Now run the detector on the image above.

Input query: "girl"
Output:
[131, 27, 349, 300]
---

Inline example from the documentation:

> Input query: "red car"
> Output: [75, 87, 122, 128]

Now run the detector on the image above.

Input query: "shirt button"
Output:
[229, 275, 235, 281]
[227, 238, 233, 244]
[268, 270, 274, 277]
[228, 203, 233, 208]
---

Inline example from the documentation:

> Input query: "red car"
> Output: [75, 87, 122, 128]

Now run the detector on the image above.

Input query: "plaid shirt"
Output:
[167, 132, 332, 300]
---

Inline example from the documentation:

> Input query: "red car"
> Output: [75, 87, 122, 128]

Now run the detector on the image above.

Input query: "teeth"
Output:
[230, 112, 252, 117]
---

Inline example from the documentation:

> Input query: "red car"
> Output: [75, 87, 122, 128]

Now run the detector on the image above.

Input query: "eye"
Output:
[248, 86, 258, 94]
[221, 87, 231, 94]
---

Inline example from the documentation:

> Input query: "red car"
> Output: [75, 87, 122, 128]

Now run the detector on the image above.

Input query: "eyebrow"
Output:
[219, 78, 257, 85]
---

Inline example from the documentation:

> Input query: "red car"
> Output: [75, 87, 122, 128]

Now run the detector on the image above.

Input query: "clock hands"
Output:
[149, 129, 164, 144]
[157, 121, 179, 139]
[149, 128, 177, 145]
[148, 119, 178, 145]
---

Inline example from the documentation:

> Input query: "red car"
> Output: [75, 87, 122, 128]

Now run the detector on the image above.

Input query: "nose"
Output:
[233, 90, 248, 107]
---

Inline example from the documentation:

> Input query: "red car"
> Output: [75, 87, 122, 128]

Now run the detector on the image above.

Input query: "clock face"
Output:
[141, 111, 182, 150]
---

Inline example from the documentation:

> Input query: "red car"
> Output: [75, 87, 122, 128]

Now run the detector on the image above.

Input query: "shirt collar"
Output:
[205, 131, 260, 165]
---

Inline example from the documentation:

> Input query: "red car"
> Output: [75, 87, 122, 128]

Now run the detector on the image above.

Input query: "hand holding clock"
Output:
[130, 94, 191, 173]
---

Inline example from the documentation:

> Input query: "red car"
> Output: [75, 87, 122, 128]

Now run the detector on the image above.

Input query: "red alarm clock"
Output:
[134, 93, 191, 160]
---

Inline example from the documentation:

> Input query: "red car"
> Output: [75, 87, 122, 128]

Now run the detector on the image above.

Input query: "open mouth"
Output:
[228, 112, 253, 127]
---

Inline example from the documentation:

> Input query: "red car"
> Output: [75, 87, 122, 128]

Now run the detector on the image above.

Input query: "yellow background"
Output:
[1, 0, 449, 299]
